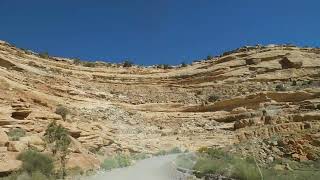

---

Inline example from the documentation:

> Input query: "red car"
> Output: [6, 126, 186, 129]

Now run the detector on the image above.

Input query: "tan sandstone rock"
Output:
[0, 128, 9, 147]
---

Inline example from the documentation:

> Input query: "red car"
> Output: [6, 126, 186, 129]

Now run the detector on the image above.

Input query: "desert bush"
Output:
[163, 64, 171, 69]
[302, 80, 313, 86]
[29, 171, 49, 180]
[73, 58, 81, 65]
[39, 52, 49, 59]
[55, 105, 69, 121]
[7, 128, 26, 141]
[193, 147, 320, 180]
[1, 171, 52, 180]
[132, 153, 148, 160]
[44, 121, 71, 179]
[156, 64, 172, 69]
[155, 150, 167, 156]
[155, 147, 182, 156]
[167, 147, 182, 154]
[83, 61, 96, 67]
[101, 158, 118, 170]
[181, 62, 188, 67]
[17, 150, 54, 177]
[101, 154, 132, 170]
[115, 154, 132, 167]
[197, 147, 209, 153]
[194, 149, 261, 179]
[207, 94, 220, 102]
[123, 60, 134, 67]
[275, 84, 286, 91]
[206, 55, 213, 60]
[291, 80, 297, 86]
[175, 153, 198, 169]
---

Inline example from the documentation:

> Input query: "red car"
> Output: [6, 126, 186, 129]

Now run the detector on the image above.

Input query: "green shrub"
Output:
[0, 171, 52, 180]
[181, 62, 188, 67]
[291, 80, 297, 86]
[55, 105, 69, 121]
[73, 58, 81, 65]
[44, 120, 71, 179]
[194, 158, 229, 177]
[115, 154, 132, 167]
[30, 171, 49, 180]
[7, 128, 26, 141]
[206, 55, 213, 60]
[275, 84, 286, 91]
[17, 150, 54, 177]
[101, 154, 132, 170]
[231, 158, 261, 180]
[123, 60, 133, 67]
[163, 64, 171, 69]
[0, 171, 20, 180]
[101, 158, 119, 170]
[167, 147, 182, 154]
[156, 64, 172, 69]
[155, 150, 167, 156]
[208, 95, 220, 102]
[194, 148, 320, 180]
[132, 153, 148, 160]
[194, 153, 261, 179]
[83, 62, 96, 67]
[175, 153, 197, 169]
[39, 52, 49, 59]
[155, 147, 182, 156]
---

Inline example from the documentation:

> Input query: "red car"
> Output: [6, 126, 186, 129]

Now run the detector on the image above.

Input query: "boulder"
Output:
[0, 128, 9, 146]
[0, 152, 22, 176]
[306, 152, 318, 160]
[20, 135, 45, 151]
[7, 141, 28, 152]
[69, 137, 85, 153]
[0, 160, 22, 176]
[20, 135, 45, 146]
[66, 153, 100, 172]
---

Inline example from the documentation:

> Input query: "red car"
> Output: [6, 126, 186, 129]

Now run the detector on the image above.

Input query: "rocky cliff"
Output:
[0, 41, 320, 174]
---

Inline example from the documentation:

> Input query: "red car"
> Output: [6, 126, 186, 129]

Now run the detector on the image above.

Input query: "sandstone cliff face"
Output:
[0, 40, 320, 173]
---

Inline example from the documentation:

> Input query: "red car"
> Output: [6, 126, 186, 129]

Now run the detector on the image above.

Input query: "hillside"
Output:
[0, 40, 320, 175]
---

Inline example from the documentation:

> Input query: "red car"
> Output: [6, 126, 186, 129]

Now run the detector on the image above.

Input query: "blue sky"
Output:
[0, 0, 319, 65]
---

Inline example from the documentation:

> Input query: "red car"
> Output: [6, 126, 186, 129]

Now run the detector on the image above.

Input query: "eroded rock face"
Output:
[245, 58, 261, 65]
[1, 41, 320, 174]
[11, 102, 32, 120]
[279, 55, 303, 69]
[0, 57, 23, 71]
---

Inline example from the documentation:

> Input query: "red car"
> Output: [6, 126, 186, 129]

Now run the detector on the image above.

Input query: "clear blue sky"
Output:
[0, 0, 319, 65]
